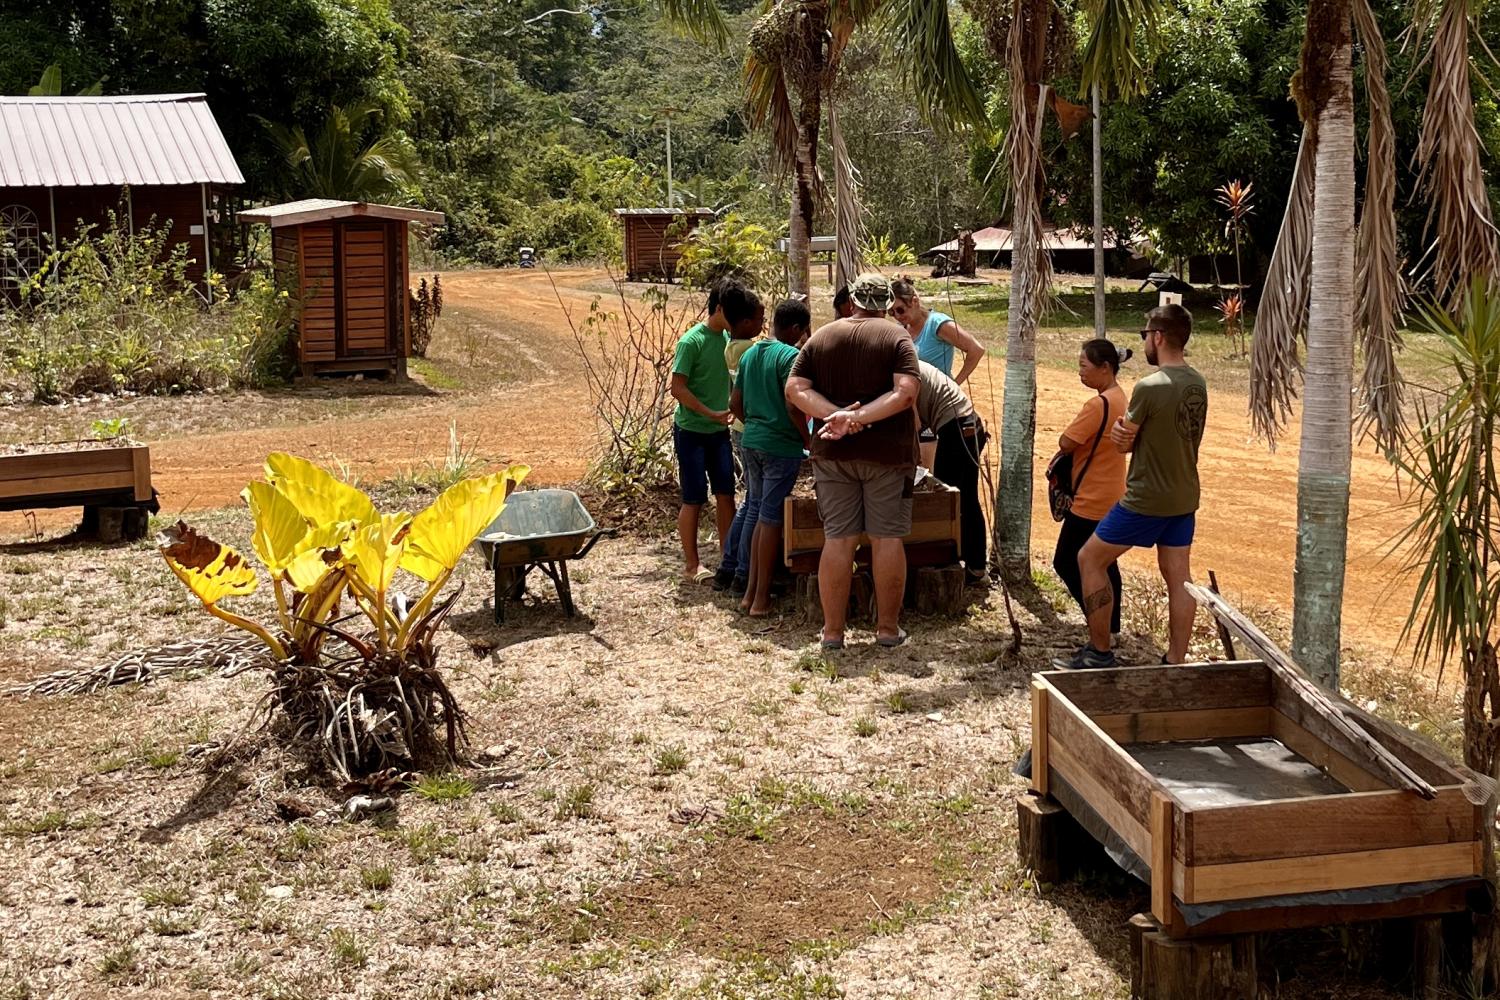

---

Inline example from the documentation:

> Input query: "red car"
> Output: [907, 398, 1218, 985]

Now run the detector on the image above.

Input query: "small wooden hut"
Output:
[615, 207, 715, 282]
[239, 199, 444, 378]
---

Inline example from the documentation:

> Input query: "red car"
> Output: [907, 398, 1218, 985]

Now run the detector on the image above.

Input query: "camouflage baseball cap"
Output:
[849, 272, 893, 312]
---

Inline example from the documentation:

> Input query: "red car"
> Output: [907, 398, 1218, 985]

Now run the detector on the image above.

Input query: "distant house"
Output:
[0, 94, 244, 299]
[615, 208, 715, 282]
[926, 225, 1147, 277]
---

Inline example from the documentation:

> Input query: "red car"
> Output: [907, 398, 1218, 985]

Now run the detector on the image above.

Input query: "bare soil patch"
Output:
[609, 806, 963, 957]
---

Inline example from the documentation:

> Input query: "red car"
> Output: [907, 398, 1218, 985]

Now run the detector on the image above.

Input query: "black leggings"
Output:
[1052, 511, 1122, 634]
[933, 417, 987, 573]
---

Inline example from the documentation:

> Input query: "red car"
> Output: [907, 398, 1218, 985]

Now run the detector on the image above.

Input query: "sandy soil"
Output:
[0, 267, 1421, 667]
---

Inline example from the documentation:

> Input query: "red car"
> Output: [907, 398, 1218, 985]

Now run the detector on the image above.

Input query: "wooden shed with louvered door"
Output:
[239, 200, 444, 378]
[615, 207, 715, 282]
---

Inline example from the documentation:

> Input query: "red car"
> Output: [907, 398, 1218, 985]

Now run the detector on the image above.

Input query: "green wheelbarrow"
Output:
[472, 489, 615, 623]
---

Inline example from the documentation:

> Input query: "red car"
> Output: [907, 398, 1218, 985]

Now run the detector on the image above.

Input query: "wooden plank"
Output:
[1042, 661, 1272, 716]
[1032, 680, 1050, 795]
[1049, 738, 1151, 861]
[130, 447, 152, 502]
[1184, 786, 1478, 866]
[1270, 711, 1390, 792]
[1184, 841, 1478, 904]
[1092, 706, 1272, 744]
[0, 472, 135, 500]
[1151, 793, 1173, 923]
[0, 448, 134, 482]
[1207, 570, 1237, 659]
[1046, 684, 1156, 827]
[1186, 583, 1436, 797]
[1178, 878, 1485, 939]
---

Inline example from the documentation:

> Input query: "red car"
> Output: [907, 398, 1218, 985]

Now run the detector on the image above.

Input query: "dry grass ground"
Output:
[0, 485, 1461, 1000]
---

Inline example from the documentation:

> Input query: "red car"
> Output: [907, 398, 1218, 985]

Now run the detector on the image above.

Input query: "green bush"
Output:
[676, 213, 785, 298]
[498, 200, 621, 264]
[0, 219, 294, 403]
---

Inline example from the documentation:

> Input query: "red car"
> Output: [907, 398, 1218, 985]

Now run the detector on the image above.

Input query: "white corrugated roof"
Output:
[239, 200, 445, 228]
[0, 94, 244, 187]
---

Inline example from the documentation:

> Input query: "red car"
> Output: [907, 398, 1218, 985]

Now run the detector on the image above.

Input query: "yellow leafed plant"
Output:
[159, 452, 529, 779]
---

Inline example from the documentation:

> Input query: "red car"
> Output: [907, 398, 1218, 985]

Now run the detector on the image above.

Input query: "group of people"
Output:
[668, 268, 1208, 664]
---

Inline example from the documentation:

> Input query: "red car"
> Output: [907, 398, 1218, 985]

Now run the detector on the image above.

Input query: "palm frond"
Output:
[744, 55, 800, 176]
[1078, 0, 1165, 99]
[829, 98, 864, 288]
[1352, 0, 1406, 457]
[1412, 0, 1500, 307]
[1249, 127, 1316, 445]
[885, 0, 989, 130]
[659, 0, 731, 49]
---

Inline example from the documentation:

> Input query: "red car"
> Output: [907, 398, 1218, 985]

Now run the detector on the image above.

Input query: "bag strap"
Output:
[1071, 393, 1109, 493]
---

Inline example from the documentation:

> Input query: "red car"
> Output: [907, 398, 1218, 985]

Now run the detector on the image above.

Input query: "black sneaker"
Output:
[712, 567, 735, 591]
[730, 575, 748, 597]
[1051, 645, 1117, 670]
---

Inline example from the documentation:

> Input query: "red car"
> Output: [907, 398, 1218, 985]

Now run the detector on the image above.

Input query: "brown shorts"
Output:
[813, 460, 915, 539]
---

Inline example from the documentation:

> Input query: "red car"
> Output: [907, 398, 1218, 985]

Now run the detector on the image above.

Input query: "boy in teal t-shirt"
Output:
[729, 299, 811, 615]
[671, 281, 762, 582]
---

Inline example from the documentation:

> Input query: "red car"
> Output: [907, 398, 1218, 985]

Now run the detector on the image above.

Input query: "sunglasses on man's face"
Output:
[1139, 328, 1161, 340]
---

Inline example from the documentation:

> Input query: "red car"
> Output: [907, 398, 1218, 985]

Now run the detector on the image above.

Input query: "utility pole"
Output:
[658, 106, 682, 207]
[1092, 82, 1105, 336]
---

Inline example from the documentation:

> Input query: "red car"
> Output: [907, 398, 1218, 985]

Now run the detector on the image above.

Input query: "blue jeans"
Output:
[740, 447, 804, 571]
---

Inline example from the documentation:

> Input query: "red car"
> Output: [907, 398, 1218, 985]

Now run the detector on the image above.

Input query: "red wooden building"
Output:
[238, 200, 444, 379]
[0, 94, 243, 298]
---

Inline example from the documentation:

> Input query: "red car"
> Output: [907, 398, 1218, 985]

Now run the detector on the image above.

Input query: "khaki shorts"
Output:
[813, 460, 915, 539]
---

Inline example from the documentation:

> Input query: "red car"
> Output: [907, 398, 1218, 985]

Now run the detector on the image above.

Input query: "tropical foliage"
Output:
[262, 102, 421, 203]
[160, 454, 529, 779]
[676, 213, 785, 296]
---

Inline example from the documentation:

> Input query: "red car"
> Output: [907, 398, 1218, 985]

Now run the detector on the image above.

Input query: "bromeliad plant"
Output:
[159, 453, 528, 779]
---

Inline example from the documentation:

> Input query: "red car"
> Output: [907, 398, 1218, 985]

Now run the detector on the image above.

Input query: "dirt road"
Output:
[2, 267, 1419, 664]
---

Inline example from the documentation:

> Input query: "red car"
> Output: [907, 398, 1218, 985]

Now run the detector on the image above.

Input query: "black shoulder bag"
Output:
[1045, 394, 1107, 522]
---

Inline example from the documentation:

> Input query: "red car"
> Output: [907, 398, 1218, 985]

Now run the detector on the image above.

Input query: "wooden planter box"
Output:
[0, 445, 154, 540]
[1030, 661, 1484, 939]
[782, 484, 961, 573]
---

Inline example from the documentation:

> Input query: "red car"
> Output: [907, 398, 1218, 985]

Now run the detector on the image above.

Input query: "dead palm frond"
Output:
[828, 99, 864, 287]
[1352, 0, 1407, 457]
[1409, 0, 1500, 307]
[1250, 128, 1316, 445]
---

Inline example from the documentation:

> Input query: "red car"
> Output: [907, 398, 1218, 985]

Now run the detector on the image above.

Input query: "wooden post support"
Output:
[1150, 793, 1174, 925]
[1031, 680, 1049, 795]
[1131, 912, 1258, 1000]
[1016, 792, 1083, 885]
[1206, 570, 1236, 660]
[911, 565, 965, 615]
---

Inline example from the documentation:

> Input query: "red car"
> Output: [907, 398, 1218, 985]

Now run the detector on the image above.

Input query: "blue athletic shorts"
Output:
[1095, 504, 1195, 548]
[673, 425, 735, 506]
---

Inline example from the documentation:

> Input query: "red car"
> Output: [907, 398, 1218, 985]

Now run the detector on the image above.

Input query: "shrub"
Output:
[677, 213, 785, 298]
[861, 233, 918, 267]
[500, 200, 620, 263]
[0, 217, 295, 402]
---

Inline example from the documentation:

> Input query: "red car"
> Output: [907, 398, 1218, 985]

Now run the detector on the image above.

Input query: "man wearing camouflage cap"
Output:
[785, 273, 921, 649]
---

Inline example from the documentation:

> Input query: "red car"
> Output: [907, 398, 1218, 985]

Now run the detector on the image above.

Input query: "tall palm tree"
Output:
[745, 0, 985, 296]
[261, 102, 421, 203]
[983, 0, 1161, 583]
[1251, 0, 1499, 688]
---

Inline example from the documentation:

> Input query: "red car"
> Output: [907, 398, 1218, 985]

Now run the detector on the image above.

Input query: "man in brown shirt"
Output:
[786, 273, 920, 649]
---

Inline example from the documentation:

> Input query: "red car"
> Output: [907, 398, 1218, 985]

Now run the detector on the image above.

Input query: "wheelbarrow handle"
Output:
[574, 527, 618, 560]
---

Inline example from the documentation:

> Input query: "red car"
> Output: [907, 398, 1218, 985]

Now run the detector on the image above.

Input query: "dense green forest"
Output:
[2, 0, 1496, 270]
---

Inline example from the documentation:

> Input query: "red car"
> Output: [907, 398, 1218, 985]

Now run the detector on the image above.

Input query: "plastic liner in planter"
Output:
[1014, 745, 1485, 928]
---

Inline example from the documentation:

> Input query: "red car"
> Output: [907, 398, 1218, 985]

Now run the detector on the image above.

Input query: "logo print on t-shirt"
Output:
[1176, 384, 1208, 446]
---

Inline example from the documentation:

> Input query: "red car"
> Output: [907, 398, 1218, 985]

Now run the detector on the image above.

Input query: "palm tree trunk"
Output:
[1092, 82, 1106, 337]
[1291, 1, 1355, 688]
[999, 215, 1039, 582]
[787, 95, 821, 299]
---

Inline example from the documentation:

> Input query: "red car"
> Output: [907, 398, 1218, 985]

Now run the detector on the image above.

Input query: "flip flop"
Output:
[875, 628, 908, 648]
[817, 634, 845, 650]
[692, 567, 714, 584]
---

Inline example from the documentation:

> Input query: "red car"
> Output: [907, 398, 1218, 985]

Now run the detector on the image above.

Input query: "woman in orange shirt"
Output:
[1050, 340, 1132, 636]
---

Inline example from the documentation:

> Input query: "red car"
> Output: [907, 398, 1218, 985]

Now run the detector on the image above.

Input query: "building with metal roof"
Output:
[0, 94, 243, 298]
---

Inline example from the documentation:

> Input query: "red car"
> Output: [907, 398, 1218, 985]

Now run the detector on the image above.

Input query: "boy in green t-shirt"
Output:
[671, 280, 762, 582]
[730, 299, 812, 615]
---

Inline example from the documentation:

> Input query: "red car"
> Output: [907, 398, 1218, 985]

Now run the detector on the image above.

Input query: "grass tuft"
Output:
[652, 745, 688, 775]
[412, 772, 475, 802]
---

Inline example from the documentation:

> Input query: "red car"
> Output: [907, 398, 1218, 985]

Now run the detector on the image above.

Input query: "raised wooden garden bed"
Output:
[781, 483, 961, 574]
[1027, 660, 1485, 941]
[0, 444, 156, 540]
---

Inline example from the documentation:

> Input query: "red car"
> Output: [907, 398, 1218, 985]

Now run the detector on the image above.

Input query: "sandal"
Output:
[691, 567, 715, 584]
[818, 633, 845, 650]
[875, 628, 908, 648]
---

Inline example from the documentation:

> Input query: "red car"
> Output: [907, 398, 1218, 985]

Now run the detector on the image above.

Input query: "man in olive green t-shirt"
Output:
[1061, 304, 1208, 669]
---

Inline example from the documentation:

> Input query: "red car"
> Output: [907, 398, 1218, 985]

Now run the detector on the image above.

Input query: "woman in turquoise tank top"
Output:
[890, 277, 986, 385]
